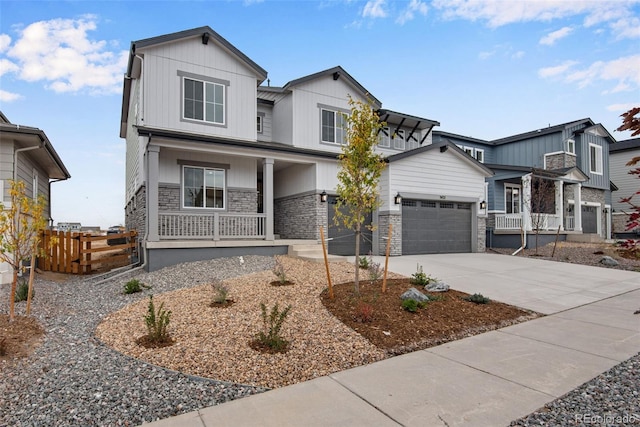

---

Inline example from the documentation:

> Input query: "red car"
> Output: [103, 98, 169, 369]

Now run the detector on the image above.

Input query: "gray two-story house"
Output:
[434, 118, 615, 248]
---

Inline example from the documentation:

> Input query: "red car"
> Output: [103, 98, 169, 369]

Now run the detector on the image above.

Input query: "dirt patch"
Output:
[321, 279, 539, 355]
[0, 315, 45, 363]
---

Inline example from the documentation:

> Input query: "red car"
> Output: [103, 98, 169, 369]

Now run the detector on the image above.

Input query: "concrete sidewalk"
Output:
[143, 254, 640, 427]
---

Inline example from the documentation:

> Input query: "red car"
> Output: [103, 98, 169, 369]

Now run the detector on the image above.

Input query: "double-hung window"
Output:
[183, 166, 225, 209]
[566, 138, 575, 154]
[321, 108, 346, 144]
[505, 184, 521, 214]
[392, 129, 405, 150]
[589, 143, 603, 175]
[183, 77, 225, 125]
[475, 148, 484, 163]
[257, 116, 263, 133]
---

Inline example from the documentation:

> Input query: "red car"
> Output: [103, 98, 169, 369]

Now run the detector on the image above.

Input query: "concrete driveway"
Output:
[378, 253, 640, 314]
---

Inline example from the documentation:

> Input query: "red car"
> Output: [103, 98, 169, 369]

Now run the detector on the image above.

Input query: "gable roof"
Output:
[387, 140, 493, 177]
[609, 137, 640, 153]
[283, 66, 382, 108]
[491, 118, 595, 145]
[127, 26, 267, 81]
[433, 130, 490, 146]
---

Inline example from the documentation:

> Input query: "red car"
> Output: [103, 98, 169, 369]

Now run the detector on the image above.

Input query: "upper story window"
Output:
[257, 116, 263, 133]
[392, 129, 405, 150]
[183, 166, 225, 209]
[589, 143, 603, 175]
[321, 108, 346, 144]
[475, 148, 484, 163]
[406, 131, 420, 150]
[378, 127, 390, 148]
[183, 77, 225, 124]
[566, 138, 575, 154]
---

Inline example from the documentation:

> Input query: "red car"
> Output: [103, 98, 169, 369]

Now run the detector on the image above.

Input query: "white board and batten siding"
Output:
[289, 76, 368, 150]
[139, 37, 260, 142]
[158, 149, 257, 190]
[383, 150, 487, 210]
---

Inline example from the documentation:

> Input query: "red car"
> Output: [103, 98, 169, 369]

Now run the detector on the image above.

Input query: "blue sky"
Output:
[1, 0, 639, 229]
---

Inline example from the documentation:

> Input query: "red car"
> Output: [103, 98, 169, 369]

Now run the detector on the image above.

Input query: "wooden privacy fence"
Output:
[38, 230, 138, 274]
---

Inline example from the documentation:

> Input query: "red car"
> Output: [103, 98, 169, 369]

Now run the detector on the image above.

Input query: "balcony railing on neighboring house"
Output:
[564, 216, 575, 231]
[159, 212, 266, 240]
[494, 213, 563, 231]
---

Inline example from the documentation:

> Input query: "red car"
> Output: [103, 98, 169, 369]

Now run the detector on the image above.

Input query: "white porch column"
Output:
[522, 174, 532, 231]
[263, 158, 274, 241]
[147, 145, 160, 242]
[556, 180, 564, 231]
[573, 183, 582, 232]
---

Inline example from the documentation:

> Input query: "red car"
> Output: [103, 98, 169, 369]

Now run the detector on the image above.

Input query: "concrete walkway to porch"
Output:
[142, 253, 640, 427]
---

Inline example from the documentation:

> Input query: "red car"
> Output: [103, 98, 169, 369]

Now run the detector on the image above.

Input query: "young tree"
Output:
[0, 180, 48, 321]
[334, 97, 386, 295]
[523, 173, 556, 254]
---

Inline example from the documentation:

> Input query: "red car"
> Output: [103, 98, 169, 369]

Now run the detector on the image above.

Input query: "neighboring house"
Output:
[609, 138, 640, 238]
[120, 26, 491, 271]
[0, 111, 71, 284]
[433, 118, 615, 248]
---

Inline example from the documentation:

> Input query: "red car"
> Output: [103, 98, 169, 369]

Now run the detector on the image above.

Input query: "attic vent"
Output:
[202, 33, 210, 45]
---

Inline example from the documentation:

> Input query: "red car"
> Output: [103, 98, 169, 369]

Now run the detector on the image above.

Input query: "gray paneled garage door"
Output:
[327, 196, 372, 256]
[402, 199, 472, 255]
[581, 206, 598, 234]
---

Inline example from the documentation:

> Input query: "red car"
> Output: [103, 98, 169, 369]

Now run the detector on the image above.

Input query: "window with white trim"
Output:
[32, 169, 38, 199]
[475, 148, 484, 163]
[378, 127, 390, 148]
[257, 116, 263, 133]
[321, 109, 346, 144]
[183, 77, 225, 124]
[589, 143, 602, 174]
[566, 138, 575, 154]
[463, 146, 473, 156]
[505, 184, 521, 214]
[183, 166, 225, 209]
[392, 129, 405, 150]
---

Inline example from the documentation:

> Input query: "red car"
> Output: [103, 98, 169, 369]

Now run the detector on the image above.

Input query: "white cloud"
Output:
[0, 89, 23, 102]
[606, 103, 639, 112]
[0, 58, 19, 76]
[432, 0, 640, 39]
[478, 50, 495, 60]
[540, 26, 573, 45]
[0, 34, 11, 52]
[512, 50, 525, 59]
[609, 16, 640, 39]
[538, 60, 579, 78]
[363, 0, 387, 18]
[539, 55, 640, 93]
[396, 0, 429, 25]
[1, 16, 128, 95]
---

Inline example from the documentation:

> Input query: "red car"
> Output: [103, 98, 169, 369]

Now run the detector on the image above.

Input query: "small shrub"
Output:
[463, 293, 491, 304]
[402, 298, 425, 313]
[144, 295, 172, 343]
[410, 264, 436, 287]
[358, 256, 370, 269]
[257, 302, 291, 352]
[124, 279, 144, 294]
[0, 337, 6, 356]
[368, 259, 383, 283]
[426, 293, 445, 302]
[354, 301, 374, 322]
[211, 279, 229, 304]
[14, 278, 30, 302]
[272, 259, 289, 285]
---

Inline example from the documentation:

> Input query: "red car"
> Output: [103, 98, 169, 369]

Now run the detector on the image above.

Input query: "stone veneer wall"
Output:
[274, 193, 326, 240]
[125, 185, 146, 235]
[545, 152, 577, 170]
[477, 216, 486, 252]
[159, 183, 180, 211]
[612, 212, 638, 236]
[377, 213, 401, 256]
[157, 184, 258, 213]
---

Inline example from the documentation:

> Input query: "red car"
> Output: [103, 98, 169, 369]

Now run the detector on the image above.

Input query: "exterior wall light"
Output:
[320, 190, 328, 203]
[394, 193, 402, 205]
[480, 200, 487, 210]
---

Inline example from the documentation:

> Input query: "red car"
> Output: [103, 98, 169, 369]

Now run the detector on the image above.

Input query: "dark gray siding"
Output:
[576, 132, 610, 190]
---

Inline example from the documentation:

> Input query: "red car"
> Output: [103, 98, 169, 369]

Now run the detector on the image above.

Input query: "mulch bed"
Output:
[321, 278, 540, 355]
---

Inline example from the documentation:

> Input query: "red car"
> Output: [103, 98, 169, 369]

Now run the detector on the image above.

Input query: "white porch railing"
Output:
[565, 216, 575, 231]
[495, 214, 522, 230]
[159, 212, 266, 240]
[494, 213, 563, 231]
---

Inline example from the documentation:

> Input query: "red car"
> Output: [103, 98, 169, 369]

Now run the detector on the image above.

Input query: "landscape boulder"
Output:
[425, 281, 450, 292]
[400, 287, 430, 303]
[600, 256, 619, 267]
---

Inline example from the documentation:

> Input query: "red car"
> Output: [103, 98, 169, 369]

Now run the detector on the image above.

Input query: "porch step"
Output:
[566, 233, 604, 243]
[288, 244, 346, 263]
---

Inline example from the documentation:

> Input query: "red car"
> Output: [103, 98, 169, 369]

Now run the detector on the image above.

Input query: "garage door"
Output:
[327, 196, 372, 256]
[581, 206, 598, 234]
[402, 199, 472, 255]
